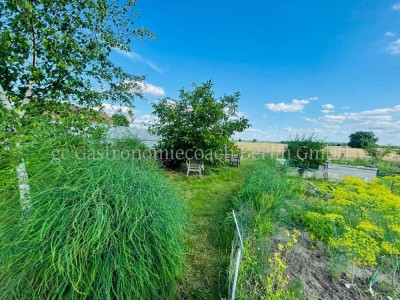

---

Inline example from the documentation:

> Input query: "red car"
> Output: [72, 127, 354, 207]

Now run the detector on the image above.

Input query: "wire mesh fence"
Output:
[227, 210, 244, 300]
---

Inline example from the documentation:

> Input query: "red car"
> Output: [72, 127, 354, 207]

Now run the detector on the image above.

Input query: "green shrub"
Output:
[0, 136, 186, 299]
[284, 134, 328, 170]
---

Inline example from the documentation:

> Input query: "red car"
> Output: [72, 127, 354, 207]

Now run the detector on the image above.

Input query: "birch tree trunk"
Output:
[1, 84, 32, 212]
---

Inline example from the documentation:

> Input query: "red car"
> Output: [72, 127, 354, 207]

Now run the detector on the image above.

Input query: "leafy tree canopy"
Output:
[0, 0, 152, 145]
[348, 131, 379, 149]
[0, 0, 152, 123]
[149, 81, 250, 163]
[111, 114, 130, 127]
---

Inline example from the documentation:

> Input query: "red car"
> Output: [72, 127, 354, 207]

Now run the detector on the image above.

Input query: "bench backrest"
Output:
[187, 159, 203, 169]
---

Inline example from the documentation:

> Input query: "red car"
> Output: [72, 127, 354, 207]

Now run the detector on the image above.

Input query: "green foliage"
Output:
[149, 81, 250, 165]
[348, 131, 379, 149]
[232, 159, 302, 299]
[284, 134, 328, 169]
[234, 159, 294, 236]
[302, 212, 345, 242]
[111, 113, 130, 127]
[364, 143, 392, 163]
[0, 135, 186, 299]
[0, 0, 152, 108]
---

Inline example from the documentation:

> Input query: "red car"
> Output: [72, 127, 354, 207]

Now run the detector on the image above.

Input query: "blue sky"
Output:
[108, 0, 400, 145]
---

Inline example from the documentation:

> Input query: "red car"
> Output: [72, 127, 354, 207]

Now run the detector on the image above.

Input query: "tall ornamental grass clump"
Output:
[0, 136, 186, 299]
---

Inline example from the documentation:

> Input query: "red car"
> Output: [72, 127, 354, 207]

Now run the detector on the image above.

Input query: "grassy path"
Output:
[169, 161, 255, 299]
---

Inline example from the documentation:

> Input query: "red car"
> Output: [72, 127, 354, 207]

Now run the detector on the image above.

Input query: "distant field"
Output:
[236, 142, 399, 161]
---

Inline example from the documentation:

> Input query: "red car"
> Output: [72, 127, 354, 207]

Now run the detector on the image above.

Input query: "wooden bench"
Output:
[230, 154, 240, 167]
[186, 159, 204, 178]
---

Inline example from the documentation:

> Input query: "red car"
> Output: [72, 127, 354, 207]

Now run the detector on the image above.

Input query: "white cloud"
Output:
[386, 32, 397, 37]
[131, 114, 158, 129]
[322, 104, 335, 110]
[136, 82, 165, 97]
[100, 103, 133, 118]
[387, 39, 400, 54]
[392, 3, 400, 10]
[283, 127, 325, 135]
[341, 106, 350, 110]
[320, 114, 347, 123]
[113, 48, 164, 73]
[265, 99, 310, 112]
[320, 104, 335, 114]
[303, 117, 319, 124]
[317, 105, 400, 144]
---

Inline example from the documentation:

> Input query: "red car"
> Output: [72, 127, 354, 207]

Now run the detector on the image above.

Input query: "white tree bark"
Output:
[1, 84, 31, 212]
[16, 158, 32, 212]
[0, 84, 13, 109]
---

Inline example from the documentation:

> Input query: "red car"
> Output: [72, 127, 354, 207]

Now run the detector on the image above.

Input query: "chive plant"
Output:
[0, 134, 186, 299]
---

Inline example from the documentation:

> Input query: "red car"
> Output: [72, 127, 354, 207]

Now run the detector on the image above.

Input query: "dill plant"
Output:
[0, 134, 186, 299]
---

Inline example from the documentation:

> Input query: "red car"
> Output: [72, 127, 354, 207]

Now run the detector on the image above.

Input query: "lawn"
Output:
[168, 160, 256, 299]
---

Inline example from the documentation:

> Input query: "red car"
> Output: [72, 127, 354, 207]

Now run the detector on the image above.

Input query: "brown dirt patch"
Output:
[270, 230, 400, 299]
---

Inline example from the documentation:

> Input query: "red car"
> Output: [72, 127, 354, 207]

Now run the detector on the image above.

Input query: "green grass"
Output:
[231, 159, 303, 299]
[0, 135, 186, 299]
[168, 160, 256, 299]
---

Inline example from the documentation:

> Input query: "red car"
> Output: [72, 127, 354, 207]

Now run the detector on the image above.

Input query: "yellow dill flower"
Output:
[357, 221, 384, 239]
[273, 256, 287, 270]
[332, 229, 379, 266]
[325, 213, 345, 222]
[343, 177, 366, 186]
[389, 224, 400, 234]
[381, 241, 400, 255]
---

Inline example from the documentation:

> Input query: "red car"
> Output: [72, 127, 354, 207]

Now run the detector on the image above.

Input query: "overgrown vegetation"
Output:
[0, 134, 186, 299]
[231, 159, 303, 299]
[284, 134, 328, 170]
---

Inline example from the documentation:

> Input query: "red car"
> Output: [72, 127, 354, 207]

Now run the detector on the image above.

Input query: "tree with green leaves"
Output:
[149, 81, 250, 165]
[348, 131, 378, 149]
[1, 0, 152, 208]
[0, 0, 152, 142]
[112, 114, 130, 127]
[0, 0, 151, 111]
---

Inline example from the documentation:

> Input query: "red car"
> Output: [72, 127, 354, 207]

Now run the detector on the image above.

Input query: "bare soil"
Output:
[274, 231, 397, 300]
